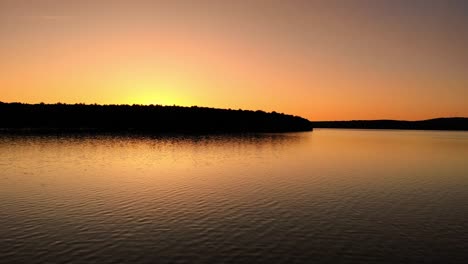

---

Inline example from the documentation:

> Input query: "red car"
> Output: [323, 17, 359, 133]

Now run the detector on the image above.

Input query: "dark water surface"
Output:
[1, 129, 467, 263]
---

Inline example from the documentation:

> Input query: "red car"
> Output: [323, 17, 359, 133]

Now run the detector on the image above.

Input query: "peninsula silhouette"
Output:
[0, 102, 313, 133]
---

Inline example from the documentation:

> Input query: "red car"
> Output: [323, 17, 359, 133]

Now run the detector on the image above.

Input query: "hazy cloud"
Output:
[37, 15, 74, 21]
[3, 15, 75, 21]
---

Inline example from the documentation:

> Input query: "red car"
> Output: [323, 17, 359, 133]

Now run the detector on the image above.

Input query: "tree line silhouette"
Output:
[311, 118, 468, 131]
[0, 102, 313, 133]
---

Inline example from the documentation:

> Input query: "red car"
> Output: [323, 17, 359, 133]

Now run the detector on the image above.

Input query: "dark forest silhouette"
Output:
[1, 102, 467, 133]
[0, 102, 313, 133]
[311, 118, 468, 131]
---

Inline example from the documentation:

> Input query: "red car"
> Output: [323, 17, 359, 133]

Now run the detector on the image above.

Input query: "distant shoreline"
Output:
[1, 102, 466, 133]
[311, 118, 468, 131]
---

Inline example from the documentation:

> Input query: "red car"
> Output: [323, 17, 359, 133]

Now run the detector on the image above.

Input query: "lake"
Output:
[1, 129, 467, 263]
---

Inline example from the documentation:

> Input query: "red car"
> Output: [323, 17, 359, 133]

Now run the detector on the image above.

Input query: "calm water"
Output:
[1, 129, 467, 263]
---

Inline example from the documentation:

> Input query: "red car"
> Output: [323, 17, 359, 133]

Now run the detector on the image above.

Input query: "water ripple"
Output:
[1, 131, 467, 263]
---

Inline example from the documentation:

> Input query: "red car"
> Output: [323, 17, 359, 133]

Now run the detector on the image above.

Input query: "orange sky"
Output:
[1, 0, 467, 120]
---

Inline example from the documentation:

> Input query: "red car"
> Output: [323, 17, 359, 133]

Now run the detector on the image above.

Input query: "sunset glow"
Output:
[1, 1, 467, 120]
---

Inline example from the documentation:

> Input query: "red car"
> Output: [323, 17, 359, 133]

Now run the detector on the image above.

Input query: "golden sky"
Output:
[1, 0, 467, 120]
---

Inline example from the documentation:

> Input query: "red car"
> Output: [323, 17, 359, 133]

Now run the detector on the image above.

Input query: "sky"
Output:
[1, 0, 467, 120]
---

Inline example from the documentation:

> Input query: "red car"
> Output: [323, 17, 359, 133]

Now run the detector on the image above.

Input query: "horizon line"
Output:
[1, 101, 466, 122]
